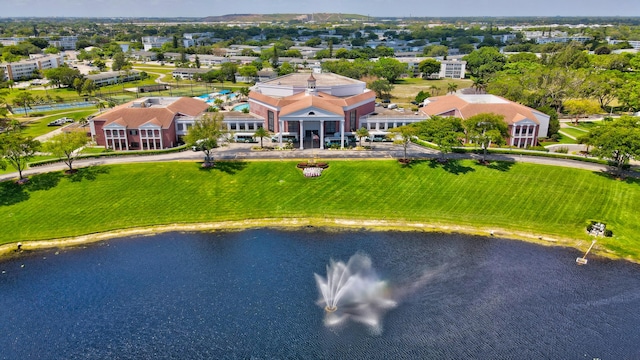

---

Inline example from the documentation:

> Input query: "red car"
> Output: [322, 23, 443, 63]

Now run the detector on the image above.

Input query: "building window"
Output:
[129, 129, 138, 135]
[248, 123, 254, 130]
[325, 121, 336, 134]
[268, 111, 274, 132]
[177, 123, 184, 131]
[349, 110, 356, 131]
[230, 123, 237, 130]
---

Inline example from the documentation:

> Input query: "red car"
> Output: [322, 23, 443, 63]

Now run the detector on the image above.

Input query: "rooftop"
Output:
[259, 72, 362, 87]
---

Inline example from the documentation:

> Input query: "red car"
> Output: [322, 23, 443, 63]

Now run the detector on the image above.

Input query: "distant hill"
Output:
[201, 13, 369, 23]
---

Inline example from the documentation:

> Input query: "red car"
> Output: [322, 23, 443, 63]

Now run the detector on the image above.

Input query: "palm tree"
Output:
[447, 82, 458, 94]
[254, 126, 270, 148]
[471, 77, 485, 94]
[355, 126, 370, 147]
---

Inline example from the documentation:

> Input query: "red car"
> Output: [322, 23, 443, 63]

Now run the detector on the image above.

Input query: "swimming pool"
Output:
[232, 103, 249, 112]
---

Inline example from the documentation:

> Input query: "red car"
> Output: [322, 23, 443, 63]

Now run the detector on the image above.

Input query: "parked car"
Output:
[47, 117, 74, 127]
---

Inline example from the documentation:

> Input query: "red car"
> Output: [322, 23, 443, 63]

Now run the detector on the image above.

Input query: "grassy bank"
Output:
[1, 160, 638, 261]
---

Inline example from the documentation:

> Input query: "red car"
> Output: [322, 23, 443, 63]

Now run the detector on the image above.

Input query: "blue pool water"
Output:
[232, 103, 249, 112]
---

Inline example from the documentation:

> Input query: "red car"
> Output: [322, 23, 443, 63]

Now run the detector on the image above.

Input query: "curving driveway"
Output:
[1, 142, 634, 182]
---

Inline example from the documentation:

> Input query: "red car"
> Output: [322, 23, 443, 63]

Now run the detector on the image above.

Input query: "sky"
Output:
[3, 0, 640, 18]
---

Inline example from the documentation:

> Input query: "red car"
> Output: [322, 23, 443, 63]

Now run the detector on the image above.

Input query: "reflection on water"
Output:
[1, 230, 639, 359]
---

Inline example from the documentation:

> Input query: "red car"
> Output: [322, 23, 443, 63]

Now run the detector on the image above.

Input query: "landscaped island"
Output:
[1, 160, 638, 262]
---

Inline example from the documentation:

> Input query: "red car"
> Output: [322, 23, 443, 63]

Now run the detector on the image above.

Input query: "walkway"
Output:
[1, 142, 635, 182]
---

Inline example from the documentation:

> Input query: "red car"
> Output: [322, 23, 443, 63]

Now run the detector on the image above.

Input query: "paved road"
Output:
[3, 142, 635, 182]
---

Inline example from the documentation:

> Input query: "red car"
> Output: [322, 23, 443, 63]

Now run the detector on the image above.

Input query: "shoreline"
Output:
[0, 218, 630, 263]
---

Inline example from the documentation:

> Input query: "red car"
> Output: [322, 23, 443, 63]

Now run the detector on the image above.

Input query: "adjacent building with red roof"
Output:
[90, 97, 209, 150]
[421, 94, 550, 148]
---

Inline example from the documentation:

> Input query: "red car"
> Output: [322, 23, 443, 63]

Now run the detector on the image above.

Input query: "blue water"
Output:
[232, 103, 249, 112]
[12, 101, 96, 114]
[1, 230, 639, 359]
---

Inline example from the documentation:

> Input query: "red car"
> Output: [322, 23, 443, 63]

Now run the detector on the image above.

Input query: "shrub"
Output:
[556, 146, 569, 154]
[604, 229, 613, 237]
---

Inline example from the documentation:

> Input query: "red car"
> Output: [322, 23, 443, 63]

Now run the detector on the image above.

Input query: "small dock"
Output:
[576, 240, 596, 265]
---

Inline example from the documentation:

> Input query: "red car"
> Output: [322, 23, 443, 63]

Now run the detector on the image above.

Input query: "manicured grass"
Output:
[20, 109, 97, 138]
[388, 77, 472, 108]
[560, 126, 589, 139]
[540, 133, 577, 146]
[1, 160, 639, 260]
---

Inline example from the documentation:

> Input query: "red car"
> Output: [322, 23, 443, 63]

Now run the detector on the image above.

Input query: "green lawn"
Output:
[540, 133, 577, 146]
[559, 126, 589, 139]
[20, 109, 97, 138]
[1, 160, 639, 261]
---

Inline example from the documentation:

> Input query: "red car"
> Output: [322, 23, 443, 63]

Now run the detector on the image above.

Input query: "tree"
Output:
[471, 76, 487, 94]
[585, 116, 640, 178]
[418, 58, 441, 79]
[537, 105, 560, 137]
[0, 132, 41, 181]
[368, 79, 394, 99]
[184, 113, 225, 167]
[463, 113, 509, 163]
[278, 62, 295, 76]
[424, 45, 448, 57]
[372, 58, 406, 84]
[13, 91, 35, 116]
[73, 77, 83, 95]
[238, 87, 250, 100]
[194, 55, 201, 69]
[415, 90, 429, 104]
[563, 99, 601, 125]
[617, 80, 640, 112]
[416, 116, 464, 160]
[389, 124, 417, 161]
[447, 82, 458, 94]
[43, 130, 88, 173]
[463, 47, 507, 80]
[355, 126, 370, 147]
[253, 127, 270, 149]
[112, 52, 128, 71]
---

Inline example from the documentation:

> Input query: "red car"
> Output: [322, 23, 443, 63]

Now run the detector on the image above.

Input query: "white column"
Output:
[124, 131, 129, 150]
[103, 129, 108, 149]
[159, 130, 163, 149]
[299, 120, 304, 150]
[510, 126, 516, 146]
[340, 120, 345, 149]
[319, 120, 325, 150]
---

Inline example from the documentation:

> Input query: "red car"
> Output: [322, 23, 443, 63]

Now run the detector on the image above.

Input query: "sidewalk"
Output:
[0, 142, 636, 182]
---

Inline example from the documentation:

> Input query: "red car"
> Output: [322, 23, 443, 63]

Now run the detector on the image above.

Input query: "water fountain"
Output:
[314, 253, 397, 331]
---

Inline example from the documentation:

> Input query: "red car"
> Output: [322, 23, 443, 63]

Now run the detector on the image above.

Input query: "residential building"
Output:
[0, 36, 77, 50]
[142, 36, 172, 51]
[438, 60, 466, 79]
[421, 94, 550, 148]
[86, 70, 140, 88]
[90, 97, 209, 150]
[0, 54, 63, 81]
[172, 68, 210, 80]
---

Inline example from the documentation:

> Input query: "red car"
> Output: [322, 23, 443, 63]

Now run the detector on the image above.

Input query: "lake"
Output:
[1, 229, 639, 359]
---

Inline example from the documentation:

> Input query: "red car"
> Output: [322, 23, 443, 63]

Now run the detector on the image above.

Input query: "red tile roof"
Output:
[93, 97, 209, 129]
[421, 94, 541, 125]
